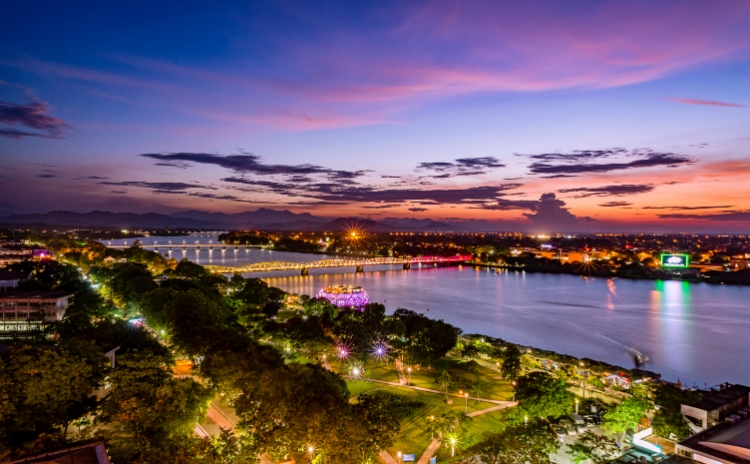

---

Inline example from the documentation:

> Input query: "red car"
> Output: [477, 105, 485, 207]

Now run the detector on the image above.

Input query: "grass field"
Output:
[333, 354, 515, 461]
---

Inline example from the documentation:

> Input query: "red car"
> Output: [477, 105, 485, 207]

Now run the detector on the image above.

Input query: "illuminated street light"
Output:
[397, 451, 402, 463]
[307, 446, 315, 460]
[512, 380, 516, 402]
[575, 398, 579, 414]
[407, 366, 412, 385]
[450, 437, 457, 457]
[464, 392, 469, 414]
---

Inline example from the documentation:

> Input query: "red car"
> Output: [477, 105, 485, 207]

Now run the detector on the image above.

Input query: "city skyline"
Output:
[2, 1, 750, 232]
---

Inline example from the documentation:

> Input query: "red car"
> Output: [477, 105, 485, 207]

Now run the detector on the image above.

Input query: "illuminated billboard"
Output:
[660, 253, 690, 268]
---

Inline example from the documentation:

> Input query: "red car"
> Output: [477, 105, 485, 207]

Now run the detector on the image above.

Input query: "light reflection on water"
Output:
[261, 266, 750, 386]
[101, 235, 750, 386]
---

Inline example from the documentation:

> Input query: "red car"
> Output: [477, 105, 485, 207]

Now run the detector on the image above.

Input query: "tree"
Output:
[567, 431, 619, 463]
[479, 423, 560, 464]
[0, 343, 108, 448]
[500, 344, 522, 382]
[601, 397, 650, 443]
[515, 372, 574, 419]
[438, 370, 453, 399]
[651, 384, 701, 440]
[98, 351, 212, 461]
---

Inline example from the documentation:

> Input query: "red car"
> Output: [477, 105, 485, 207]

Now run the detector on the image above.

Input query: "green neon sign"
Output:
[660, 253, 690, 268]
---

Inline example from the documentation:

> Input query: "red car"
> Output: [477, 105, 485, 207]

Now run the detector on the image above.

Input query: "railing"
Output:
[206, 255, 472, 273]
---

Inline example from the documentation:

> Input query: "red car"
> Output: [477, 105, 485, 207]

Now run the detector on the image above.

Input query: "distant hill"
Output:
[0, 208, 486, 232]
[0, 211, 225, 229]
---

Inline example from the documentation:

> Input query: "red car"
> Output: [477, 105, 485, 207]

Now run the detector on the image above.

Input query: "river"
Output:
[103, 234, 750, 386]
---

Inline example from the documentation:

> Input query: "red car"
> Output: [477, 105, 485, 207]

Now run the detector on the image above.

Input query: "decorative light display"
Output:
[317, 285, 370, 308]
[372, 342, 388, 361]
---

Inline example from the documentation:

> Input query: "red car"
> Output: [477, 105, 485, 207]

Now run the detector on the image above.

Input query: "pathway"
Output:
[417, 439, 442, 464]
[358, 376, 517, 406]
[394, 358, 408, 385]
[379, 450, 399, 464]
[466, 403, 516, 417]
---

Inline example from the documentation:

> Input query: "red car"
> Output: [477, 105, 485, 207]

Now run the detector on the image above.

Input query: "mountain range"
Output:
[0, 209, 470, 232]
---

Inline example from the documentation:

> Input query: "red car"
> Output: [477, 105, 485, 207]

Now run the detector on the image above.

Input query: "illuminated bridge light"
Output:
[317, 285, 370, 308]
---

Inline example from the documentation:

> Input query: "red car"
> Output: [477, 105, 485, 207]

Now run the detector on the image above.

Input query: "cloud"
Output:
[222, 176, 521, 206]
[36, 173, 58, 179]
[599, 201, 632, 207]
[418, 156, 505, 177]
[658, 211, 750, 221]
[524, 193, 592, 228]
[521, 149, 692, 176]
[141, 152, 366, 180]
[99, 180, 216, 194]
[0, 100, 71, 139]
[643, 205, 733, 211]
[667, 98, 745, 108]
[408, 207, 428, 212]
[559, 184, 654, 198]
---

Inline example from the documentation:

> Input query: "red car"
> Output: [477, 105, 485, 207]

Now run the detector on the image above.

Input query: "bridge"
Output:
[104, 241, 261, 250]
[206, 255, 473, 275]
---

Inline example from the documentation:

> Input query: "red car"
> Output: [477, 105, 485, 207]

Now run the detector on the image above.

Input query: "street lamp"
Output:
[307, 446, 315, 461]
[450, 437, 457, 457]
[464, 392, 469, 414]
[397, 451, 402, 463]
[524, 415, 528, 427]
[512, 381, 516, 401]
[580, 361, 587, 399]
[575, 398, 579, 414]
[407, 366, 412, 385]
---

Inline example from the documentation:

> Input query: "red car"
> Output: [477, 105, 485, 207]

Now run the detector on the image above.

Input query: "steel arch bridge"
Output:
[206, 255, 472, 274]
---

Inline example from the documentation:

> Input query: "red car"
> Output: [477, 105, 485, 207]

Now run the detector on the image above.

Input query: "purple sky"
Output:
[1, 1, 750, 231]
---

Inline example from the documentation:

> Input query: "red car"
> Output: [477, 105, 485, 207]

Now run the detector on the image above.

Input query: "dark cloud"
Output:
[111, 190, 127, 194]
[418, 157, 505, 178]
[99, 180, 216, 195]
[408, 207, 428, 212]
[520, 149, 692, 176]
[643, 205, 733, 210]
[599, 201, 632, 207]
[658, 211, 750, 221]
[524, 193, 593, 228]
[0, 100, 71, 139]
[88, 176, 108, 180]
[362, 204, 398, 209]
[141, 152, 366, 181]
[223, 176, 521, 205]
[187, 192, 256, 204]
[559, 184, 654, 198]
[36, 173, 57, 179]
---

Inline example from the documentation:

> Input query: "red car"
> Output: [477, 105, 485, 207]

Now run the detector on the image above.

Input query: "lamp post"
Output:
[450, 437, 456, 457]
[524, 415, 528, 427]
[512, 381, 516, 401]
[397, 451, 402, 463]
[464, 392, 469, 413]
[575, 398, 579, 414]
[407, 366, 412, 385]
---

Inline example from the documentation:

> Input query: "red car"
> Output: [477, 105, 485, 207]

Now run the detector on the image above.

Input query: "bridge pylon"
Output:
[403, 262, 411, 270]
[355, 265, 364, 273]
[301, 268, 309, 276]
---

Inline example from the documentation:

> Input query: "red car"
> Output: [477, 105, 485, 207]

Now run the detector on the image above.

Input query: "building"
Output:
[0, 270, 29, 291]
[675, 414, 750, 464]
[682, 384, 750, 430]
[0, 290, 73, 332]
[9, 439, 111, 464]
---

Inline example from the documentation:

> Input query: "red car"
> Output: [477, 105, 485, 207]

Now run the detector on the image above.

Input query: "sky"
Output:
[1, 0, 750, 232]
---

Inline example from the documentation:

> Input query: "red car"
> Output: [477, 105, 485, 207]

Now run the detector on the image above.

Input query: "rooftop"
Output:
[0, 290, 74, 300]
[691, 384, 750, 412]
[679, 418, 750, 464]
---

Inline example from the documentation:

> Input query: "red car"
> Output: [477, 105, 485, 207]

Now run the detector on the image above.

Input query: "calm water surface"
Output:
[102, 234, 750, 386]
[259, 266, 750, 387]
